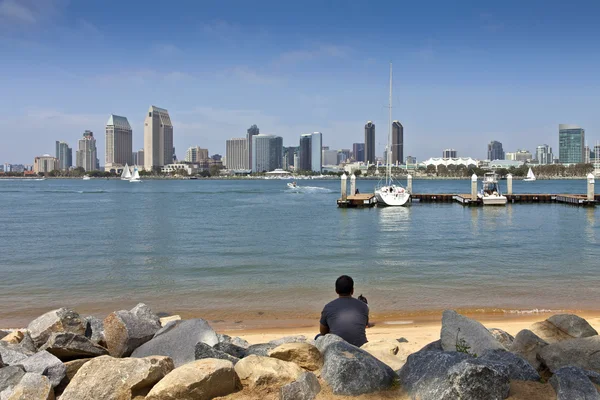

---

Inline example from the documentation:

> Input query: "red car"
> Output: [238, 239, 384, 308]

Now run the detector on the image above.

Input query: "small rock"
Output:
[0, 341, 35, 365]
[131, 319, 219, 367]
[6, 372, 54, 400]
[245, 343, 277, 357]
[84, 316, 106, 347]
[509, 329, 548, 371]
[194, 343, 239, 364]
[59, 355, 174, 400]
[280, 371, 321, 400]
[158, 315, 181, 327]
[479, 349, 540, 381]
[146, 359, 237, 400]
[269, 336, 307, 346]
[396, 337, 409, 343]
[39, 332, 109, 361]
[0, 366, 26, 399]
[20, 350, 67, 388]
[446, 358, 510, 400]
[488, 328, 515, 349]
[440, 310, 505, 356]
[217, 333, 250, 349]
[234, 355, 303, 388]
[550, 366, 600, 400]
[103, 303, 161, 357]
[547, 314, 598, 339]
[314, 334, 344, 354]
[321, 340, 397, 395]
[538, 336, 600, 372]
[28, 308, 86, 348]
[213, 342, 247, 358]
[269, 343, 322, 371]
[0, 331, 24, 345]
[361, 339, 410, 370]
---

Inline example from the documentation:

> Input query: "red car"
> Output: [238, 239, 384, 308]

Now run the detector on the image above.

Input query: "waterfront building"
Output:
[559, 124, 585, 164]
[536, 145, 554, 165]
[105, 115, 133, 172]
[442, 149, 457, 159]
[323, 149, 338, 166]
[161, 163, 198, 175]
[489, 159, 524, 169]
[144, 106, 173, 171]
[487, 140, 505, 161]
[246, 124, 259, 169]
[34, 154, 59, 173]
[353, 143, 365, 162]
[293, 153, 299, 171]
[251, 134, 283, 172]
[2, 163, 9, 172]
[136, 149, 144, 166]
[132, 152, 138, 165]
[584, 145, 591, 164]
[337, 151, 348, 164]
[225, 138, 248, 170]
[406, 156, 417, 165]
[391, 121, 403, 165]
[364, 121, 376, 164]
[298, 134, 312, 171]
[420, 157, 478, 169]
[76, 130, 98, 172]
[311, 132, 322, 172]
[185, 146, 209, 163]
[505, 149, 532, 162]
[55, 141, 72, 171]
[283, 146, 297, 170]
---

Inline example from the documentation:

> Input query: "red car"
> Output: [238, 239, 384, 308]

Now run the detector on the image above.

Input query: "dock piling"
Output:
[471, 174, 478, 201]
[588, 173, 595, 201]
[350, 174, 356, 195]
[341, 173, 347, 201]
[407, 174, 413, 194]
[507, 174, 513, 195]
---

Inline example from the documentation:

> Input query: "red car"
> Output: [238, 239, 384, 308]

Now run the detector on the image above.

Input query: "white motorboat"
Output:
[287, 182, 298, 189]
[478, 173, 507, 205]
[130, 167, 141, 183]
[374, 63, 410, 207]
[121, 163, 132, 180]
[82, 175, 91, 180]
[523, 167, 536, 182]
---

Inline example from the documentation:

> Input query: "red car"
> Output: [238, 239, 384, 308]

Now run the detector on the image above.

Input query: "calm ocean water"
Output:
[0, 178, 598, 327]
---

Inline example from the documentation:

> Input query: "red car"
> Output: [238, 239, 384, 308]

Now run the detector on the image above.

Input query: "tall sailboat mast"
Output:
[387, 63, 393, 186]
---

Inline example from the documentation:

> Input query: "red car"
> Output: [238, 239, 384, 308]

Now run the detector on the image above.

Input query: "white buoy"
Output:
[471, 174, 478, 201]
[341, 173, 348, 201]
[587, 173, 595, 201]
[407, 174, 413, 194]
[507, 174, 513, 195]
[350, 174, 356, 196]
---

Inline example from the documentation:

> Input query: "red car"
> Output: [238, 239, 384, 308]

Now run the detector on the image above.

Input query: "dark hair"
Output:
[335, 275, 354, 296]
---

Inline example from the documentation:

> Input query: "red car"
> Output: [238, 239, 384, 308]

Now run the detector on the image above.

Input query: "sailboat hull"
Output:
[523, 178, 536, 182]
[375, 186, 411, 206]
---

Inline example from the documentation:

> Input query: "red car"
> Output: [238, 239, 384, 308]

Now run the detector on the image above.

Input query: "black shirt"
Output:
[320, 297, 369, 347]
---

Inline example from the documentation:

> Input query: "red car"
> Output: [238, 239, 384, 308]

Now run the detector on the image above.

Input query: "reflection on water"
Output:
[377, 206, 411, 232]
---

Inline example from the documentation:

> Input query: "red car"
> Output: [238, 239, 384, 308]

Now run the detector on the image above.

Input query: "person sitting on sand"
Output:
[319, 275, 369, 347]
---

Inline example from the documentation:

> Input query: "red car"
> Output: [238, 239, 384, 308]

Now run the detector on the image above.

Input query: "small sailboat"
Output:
[121, 164, 132, 180]
[523, 167, 536, 182]
[130, 167, 141, 183]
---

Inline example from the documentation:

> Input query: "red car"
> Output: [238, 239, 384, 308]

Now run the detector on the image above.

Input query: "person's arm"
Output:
[320, 323, 330, 335]
[319, 308, 330, 335]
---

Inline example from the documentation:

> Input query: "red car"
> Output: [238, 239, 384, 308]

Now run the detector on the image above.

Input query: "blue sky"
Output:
[1, 0, 599, 164]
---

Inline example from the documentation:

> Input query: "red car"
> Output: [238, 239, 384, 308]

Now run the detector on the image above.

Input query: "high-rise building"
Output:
[391, 121, 403, 165]
[442, 149, 457, 159]
[76, 130, 97, 171]
[132, 152, 138, 165]
[506, 149, 532, 162]
[251, 134, 283, 172]
[34, 154, 59, 174]
[584, 145, 591, 164]
[105, 115, 133, 171]
[559, 124, 585, 164]
[406, 156, 417, 165]
[487, 140, 505, 161]
[185, 146, 209, 163]
[311, 132, 322, 173]
[299, 134, 312, 171]
[136, 149, 144, 167]
[226, 138, 248, 170]
[246, 124, 259, 169]
[364, 121, 376, 164]
[144, 106, 173, 171]
[322, 149, 338, 166]
[536, 145, 554, 165]
[55, 141, 72, 171]
[283, 147, 297, 170]
[352, 143, 365, 162]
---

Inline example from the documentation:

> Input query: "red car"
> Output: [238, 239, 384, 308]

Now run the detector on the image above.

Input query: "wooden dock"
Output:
[337, 193, 377, 208]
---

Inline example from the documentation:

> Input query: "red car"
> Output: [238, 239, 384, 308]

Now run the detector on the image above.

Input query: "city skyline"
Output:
[1, 1, 599, 164]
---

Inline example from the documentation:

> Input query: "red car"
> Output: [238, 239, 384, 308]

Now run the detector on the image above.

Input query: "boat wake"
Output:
[287, 186, 333, 193]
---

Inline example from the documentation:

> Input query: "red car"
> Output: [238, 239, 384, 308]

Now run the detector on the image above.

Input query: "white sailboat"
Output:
[121, 164, 132, 180]
[130, 167, 141, 183]
[523, 167, 536, 182]
[374, 63, 410, 207]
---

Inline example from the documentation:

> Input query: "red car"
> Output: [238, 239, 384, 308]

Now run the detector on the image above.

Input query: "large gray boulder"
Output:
[0, 366, 26, 399]
[5, 372, 54, 400]
[550, 366, 600, 400]
[440, 310, 505, 356]
[488, 328, 515, 349]
[314, 333, 344, 354]
[20, 350, 66, 388]
[547, 314, 598, 339]
[17, 332, 37, 353]
[509, 329, 548, 371]
[213, 342, 247, 358]
[245, 343, 277, 357]
[103, 303, 161, 357]
[445, 358, 510, 400]
[38, 332, 108, 361]
[194, 342, 239, 364]
[0, 341, 34, 365]
[84, 316, 106, 347]
[131, 319, 218, 367]
[321, 340, 397, 395]
[217, 333, 249, 349]
[27, 308, 86, 348]
[479, 349, 540, 381]
[539, 336, 600, 372]
[280, 371, 321, 400]
[397, 351, 471, 399]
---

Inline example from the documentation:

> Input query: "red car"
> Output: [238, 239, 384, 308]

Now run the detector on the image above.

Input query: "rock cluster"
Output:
[1, 306, 599, 399]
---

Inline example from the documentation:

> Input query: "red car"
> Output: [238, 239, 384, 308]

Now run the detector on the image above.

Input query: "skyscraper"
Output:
[391, 121, 403, 165]
[443, 149, 457, 159]
[364, 121, 375, 164]
[283, 147, 297, 170]
[105, 115, 133, 171]
[322, 149, 338, 166]
[185, 146, 209, 163]
[246, 124, 259, 169]
[144, 106, 173, 171]
[559, 124, 585, 164]
[136, 149, 144, 167]
[226, 138, 248, 170]
[311, 132, 322, 173]
[299, 134, 312, 171]
[535, 145, 553, 164]
[352, 143, 365, 162]
[55, 141, 72, 171]
[487, 140, 505, 161]
[584, 145, 591, 164]
[76, 130, 97, 172]
[251, 134, 283, 172]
